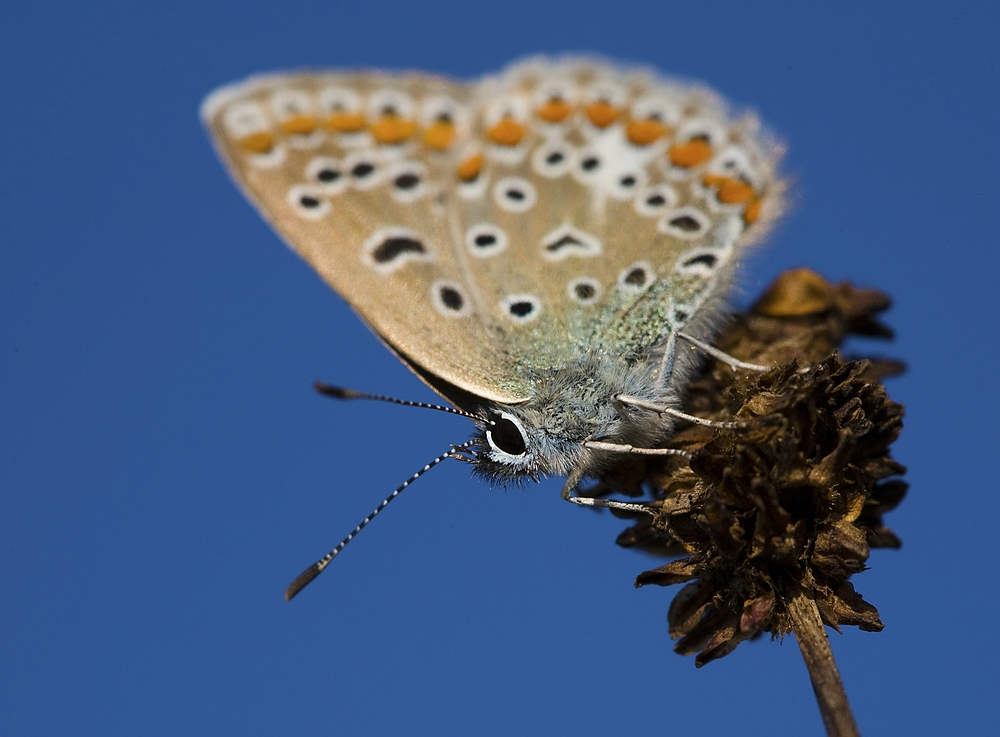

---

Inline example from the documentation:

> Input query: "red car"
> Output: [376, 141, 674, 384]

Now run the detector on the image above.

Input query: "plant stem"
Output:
[787, 587, 861, 737]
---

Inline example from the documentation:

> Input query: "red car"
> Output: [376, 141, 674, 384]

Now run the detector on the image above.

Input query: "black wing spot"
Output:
[625, 267, 648, 286]
[351, 162, 375, 178]
[581, 156, 600, 171]
[541, 226, 601, 261]
[574, 283, 595, 300]
[683, 253, 717, 269]
[474, 233, 496, 247]
[393, 172, 420, 190]
[504, 187, 525, 201]
[372, 236, 426, 264]
[546, 233, 584, 254]
[317, 168, 341, 183]
[646, 194, 666, 206]
[439, 286, 464, 311]
[509, 301, 534, 317]
[669, 215, 702, 232]
[619, 175, 637, 188]
[299, 195, 321, 208]
[546, 151, 565, 164]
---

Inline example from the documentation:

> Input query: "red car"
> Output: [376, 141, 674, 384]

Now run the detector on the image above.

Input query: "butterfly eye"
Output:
[659, 207, 710, 239]
[487, 413, 528, 457]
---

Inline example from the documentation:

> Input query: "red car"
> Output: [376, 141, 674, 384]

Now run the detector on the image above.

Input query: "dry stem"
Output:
[787, 587, 860, 737]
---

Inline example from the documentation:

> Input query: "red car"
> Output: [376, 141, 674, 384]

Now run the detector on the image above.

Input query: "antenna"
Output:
[285, 440, 476, 601]
[314, 381, 479, 420]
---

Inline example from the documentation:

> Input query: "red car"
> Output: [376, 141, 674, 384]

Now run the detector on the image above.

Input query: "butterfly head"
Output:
[466, 354, 675, 484]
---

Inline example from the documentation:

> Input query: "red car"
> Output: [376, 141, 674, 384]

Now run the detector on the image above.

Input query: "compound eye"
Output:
[487, 413, 528, 456]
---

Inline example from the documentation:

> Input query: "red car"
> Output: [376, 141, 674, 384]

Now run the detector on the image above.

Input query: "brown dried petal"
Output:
[740, 594, 776, 634]
[812, 521, 870, 579]
[634, 558, 702, 587]
[816, 582, 885, 632]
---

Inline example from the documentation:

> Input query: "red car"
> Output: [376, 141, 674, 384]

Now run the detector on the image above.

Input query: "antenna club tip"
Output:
[285, 563, 323, 601]
[314, 382, 359, 399]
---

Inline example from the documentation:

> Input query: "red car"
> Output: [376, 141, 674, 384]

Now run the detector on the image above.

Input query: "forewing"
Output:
[202, 70, 535, 405]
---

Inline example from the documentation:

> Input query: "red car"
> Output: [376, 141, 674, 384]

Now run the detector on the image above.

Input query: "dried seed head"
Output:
[610, 269, 906, 666]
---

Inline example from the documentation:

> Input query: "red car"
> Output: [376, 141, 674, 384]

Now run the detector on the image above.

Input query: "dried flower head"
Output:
[609, 269, 907, 667]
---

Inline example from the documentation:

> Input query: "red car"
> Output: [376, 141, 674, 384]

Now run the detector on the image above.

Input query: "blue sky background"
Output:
[2, 2, 997, 735]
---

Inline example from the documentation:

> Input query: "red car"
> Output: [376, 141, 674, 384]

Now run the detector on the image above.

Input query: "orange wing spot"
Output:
[625, 118, 670, 146]
[280, 115, 318, 136]
[486, 117, 526, 146]
[326, 112, 366, 133]
[703, 174, 755, 204]
[238, 131, 275, 154]
[423, 120, 456, 150]
[537, 98, 573, 123]
[457, 153, 484, 182]
[371, 115, 416, 145]
[584, 101, 620, 128]
[668, 138, 714, 168]
[743, 198, 762, 224]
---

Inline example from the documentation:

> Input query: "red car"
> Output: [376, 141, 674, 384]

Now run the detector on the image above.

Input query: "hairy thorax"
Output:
[471, 351, 680, 483]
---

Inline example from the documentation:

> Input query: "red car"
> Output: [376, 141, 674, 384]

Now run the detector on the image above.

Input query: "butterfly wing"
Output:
[202, 69, 536, 406]
[202, 58, 784, 408]
[451, 57, 785, 364]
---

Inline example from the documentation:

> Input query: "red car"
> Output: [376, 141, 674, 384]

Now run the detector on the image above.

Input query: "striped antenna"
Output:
[285, 440, 475, 601]
[314, 381, 479, 420]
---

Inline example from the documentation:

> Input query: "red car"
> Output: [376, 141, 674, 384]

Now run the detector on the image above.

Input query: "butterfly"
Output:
[201, 56, 785, 597]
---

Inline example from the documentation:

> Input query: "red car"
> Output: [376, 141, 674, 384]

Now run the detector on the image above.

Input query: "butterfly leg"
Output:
[677, 332, 770, 372]
[583, 440, 691, 459]
[654, 330, 679, 388]
[616, 394, 747, 431]
[560, 466, 656, 513]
